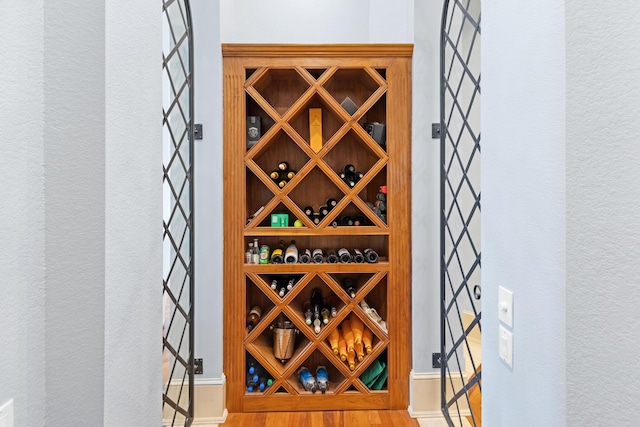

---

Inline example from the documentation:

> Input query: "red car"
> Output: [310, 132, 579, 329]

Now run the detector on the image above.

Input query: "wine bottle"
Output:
[338, 334, 348, 361]
[246, 305, 262, 331]
[326, 198, 338, 209]
[303, 206, 314, 217]
[341, 216, 354, 226]
[245, 242, 253, 264]
[303, 300, 313, 325]
[270, 241, 285, 264]
[278, 161, 289, 171]
[353, 215, 365, 226]
[319, 205, 329, 217]
[363, 248, 379, 263]
[347, 348, 356, 371]
[252, 238, 260, 264]
[298, 367, 317, 393]
[258, 376, 269, 392]
[354, 341, 365, 362]
[312, 248, 324, 263]
[286, 276, 296, 291]
[344, 164, 356, 174]
[298, 248, 311, 264]
[246, 373, 259, 392]
[286, 170, 296, 180]
[330, 219, 339, 227]
[326, 249, 339, 264]
[316, 366, 329, 394]
[350, 313, 364, 344]
[270, 278, 278, 290]
[321, 307, 331, 325]
[284, 241, 298, 264]
[352, 248, 365, 263]
[269, 170, 280, 181]
[247, 353, 259, 375]
[338, 171, 346, 180]
[326, 292, 340, 317]
[277, 179, 287, 188]
[338, 247, 352, 263]
[279, 284, 287, 297]
[342, 277, 357, 298]
[342, 319, 355, 354]
[362, 327, 373, 354]
[311, 287, 323, 333]
[312, 212, 322, 225]
[327, 327, 340, 355]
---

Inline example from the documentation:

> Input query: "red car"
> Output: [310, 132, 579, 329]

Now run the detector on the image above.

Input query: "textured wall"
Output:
[1, 1, 161, 425]
[0, 2, 46, 426]
[565, 2, 640, 425]
[103, 1, 162, 425]
[482, 1, 567, 425]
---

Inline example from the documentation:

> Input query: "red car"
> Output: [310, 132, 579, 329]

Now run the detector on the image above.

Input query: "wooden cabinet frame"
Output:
[222, 44, 412, 413]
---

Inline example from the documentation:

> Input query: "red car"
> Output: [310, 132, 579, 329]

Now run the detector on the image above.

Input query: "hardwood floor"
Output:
[219, 410, 420, 427]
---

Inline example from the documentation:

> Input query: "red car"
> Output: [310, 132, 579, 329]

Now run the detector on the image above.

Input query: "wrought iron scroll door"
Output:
[162, 0, 194, 426]
[440, 0, 481, 426]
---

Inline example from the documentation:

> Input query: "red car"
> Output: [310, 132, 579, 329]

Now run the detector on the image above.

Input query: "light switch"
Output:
[499, 325, 513, 367]
[0, 399, 14, 427]
[498, 286, 514, 327]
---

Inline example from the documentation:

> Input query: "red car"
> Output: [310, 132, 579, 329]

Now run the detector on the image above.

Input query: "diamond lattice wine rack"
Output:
[223, 44, 412, 413]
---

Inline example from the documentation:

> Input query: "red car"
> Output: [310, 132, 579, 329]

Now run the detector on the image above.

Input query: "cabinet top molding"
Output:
[221, 44, 414, 58]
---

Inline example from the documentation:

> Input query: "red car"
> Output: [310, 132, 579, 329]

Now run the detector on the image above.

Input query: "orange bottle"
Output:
[346, 347, 356, 370]
[350, 313, 364, 344]
[342, 319, 355, 353]
[362, 327, 373, 354]
[327, 327, 340, 355]
[338, 335, 348, 361]
[354, 341, 365, 362]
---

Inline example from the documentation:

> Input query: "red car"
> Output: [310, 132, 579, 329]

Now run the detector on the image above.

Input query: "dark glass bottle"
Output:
[326, 292, 340, 317]
[303, 206, 314, 217]
[325, 249, 339, 263]
[270, 241, 285, 264]
[311, 287, 323, 333]
[298, 248, 311, 264]
[326, 198, 338, 209]
[312, 248, 324, 264]
[246, 305, 262, 331]
[363, 248, 379, 263]
[341, 216, 354, 226]
[352, 248, 365, 264]
[353, 215, 365, 226]
[338, 247, 352, 263]
[342, 277, 357, 298]
[318, 205, 329, 217]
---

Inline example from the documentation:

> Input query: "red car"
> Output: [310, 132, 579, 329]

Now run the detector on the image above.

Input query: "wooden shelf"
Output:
[223, 44, 412, 413]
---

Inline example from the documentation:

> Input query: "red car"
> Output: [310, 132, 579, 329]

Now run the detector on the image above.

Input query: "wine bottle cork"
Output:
[347, 348, 356, 371]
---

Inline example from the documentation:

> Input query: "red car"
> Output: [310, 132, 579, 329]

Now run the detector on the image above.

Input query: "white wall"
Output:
[0, 1, 161, 425]
[0, 2, 45, 425]
[482, 1, 567, 426]
[565, 2, 640, 425]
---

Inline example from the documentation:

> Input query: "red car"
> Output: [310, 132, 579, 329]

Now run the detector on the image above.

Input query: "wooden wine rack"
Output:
[222, 44, 412, 413]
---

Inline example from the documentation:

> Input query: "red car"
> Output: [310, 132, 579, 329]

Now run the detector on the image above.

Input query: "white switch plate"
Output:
[498, 286, 514, 327]
[499, 325, 513, 367]
[0, 399, 14, 427]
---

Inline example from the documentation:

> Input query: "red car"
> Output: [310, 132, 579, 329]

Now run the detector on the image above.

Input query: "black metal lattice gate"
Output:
[162, 0, 194, 425]
[440, 0, 481, 426]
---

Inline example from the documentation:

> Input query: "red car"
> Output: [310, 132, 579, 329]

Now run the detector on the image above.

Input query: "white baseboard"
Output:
[163, 376, 227, 426]
[409, 370, 442, 417]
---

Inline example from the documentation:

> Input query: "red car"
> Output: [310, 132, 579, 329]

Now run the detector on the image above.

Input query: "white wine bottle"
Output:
[338, 247, 352, 263]
[312, 248, 324, 264]
[284, 241, 298, 264]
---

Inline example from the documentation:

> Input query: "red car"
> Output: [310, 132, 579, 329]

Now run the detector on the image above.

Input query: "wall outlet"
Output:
[0, 399, 14, 427]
